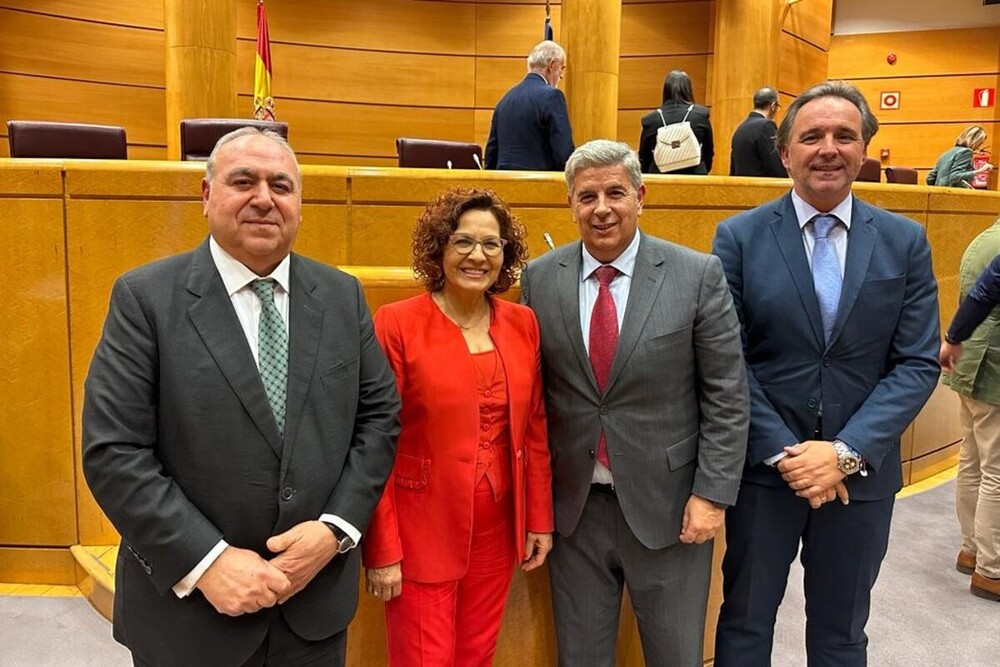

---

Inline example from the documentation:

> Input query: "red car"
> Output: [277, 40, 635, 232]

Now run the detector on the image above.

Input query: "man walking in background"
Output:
[485, 40, 575, 171]
[729, 86, 787, 178]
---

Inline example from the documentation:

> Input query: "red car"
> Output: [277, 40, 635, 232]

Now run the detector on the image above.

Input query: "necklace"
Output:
[437, 293, 491, 331]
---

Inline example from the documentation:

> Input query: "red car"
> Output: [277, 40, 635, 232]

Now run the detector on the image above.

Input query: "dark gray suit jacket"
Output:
[729, 112, 787, 178]
[82, 239, 400, 666]
[521, 233, 749, 549]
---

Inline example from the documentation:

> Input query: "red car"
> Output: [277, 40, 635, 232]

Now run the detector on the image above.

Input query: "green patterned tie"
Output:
[250, 279, 287, 434]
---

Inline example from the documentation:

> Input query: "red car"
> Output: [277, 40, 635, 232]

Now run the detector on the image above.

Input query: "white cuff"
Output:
[172, 540, 228, 598]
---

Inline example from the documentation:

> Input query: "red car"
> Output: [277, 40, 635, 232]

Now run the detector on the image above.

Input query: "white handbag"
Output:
[653, 105, 702, 173]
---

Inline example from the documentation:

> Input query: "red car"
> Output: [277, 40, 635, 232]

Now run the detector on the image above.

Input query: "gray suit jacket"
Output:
[82, 239, 400, 666]
[521, 233, 749, 549]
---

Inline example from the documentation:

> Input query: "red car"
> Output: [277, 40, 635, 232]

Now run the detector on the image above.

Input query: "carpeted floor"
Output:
[772, 478, 1000, 666]
[1, 477, 997, 665]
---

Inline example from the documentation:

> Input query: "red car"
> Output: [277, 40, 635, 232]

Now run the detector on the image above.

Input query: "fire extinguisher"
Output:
[972, 150, 992, 189]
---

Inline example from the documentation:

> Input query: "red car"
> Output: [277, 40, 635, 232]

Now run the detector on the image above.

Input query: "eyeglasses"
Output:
[448, 234, 507, 257]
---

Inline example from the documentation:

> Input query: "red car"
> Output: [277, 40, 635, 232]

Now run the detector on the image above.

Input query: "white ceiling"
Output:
[834, 0, 1000, 34]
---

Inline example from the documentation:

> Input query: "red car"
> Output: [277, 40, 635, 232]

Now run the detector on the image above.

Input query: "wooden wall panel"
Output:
[0, 0, 163, 28]
[620, 1, 712, 56]
[0, 548, 76, 585]
[0, 74, 166, 150]
[619, 55, 710, 110]
[234, 0, 477, 54]
[476, 3, 563, 56]
[475, 57, 538, 109]
[234, 41, 476, 108]
[778, 32, 830, 98]
[829, 27, 1000, 189]
[0, 194, 77, 547]
[0, 8, 164, 87]
[829, 28, 1000, 80]
[781, 0, 833, 52]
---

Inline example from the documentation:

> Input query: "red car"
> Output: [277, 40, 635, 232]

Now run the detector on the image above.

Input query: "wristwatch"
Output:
[832, 440, 862, 476]
[325, 523, 357, 554]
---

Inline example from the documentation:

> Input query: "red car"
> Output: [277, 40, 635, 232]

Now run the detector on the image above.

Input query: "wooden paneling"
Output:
[0, 73, 166, 148]
[620, 1, 712, 56]
[849, 77, 999, 124]
[781, 0, 833, 52]
[0, 8, 164, 87]
[778, 32, 829, 97]
[619, 55, 711, 110]
[247, 96, 475, 161]
[829, 28, 1000, 80]
[0, 0, 163, 29]
[475, 57, 541, 109]
[864, 122, 999, 172]
[235, 41, 476, 109]
[0, 192, 77, 547]
[234, 0, 477, 54]
[476, 3, 563, 56]
[0, 547, 77, 585]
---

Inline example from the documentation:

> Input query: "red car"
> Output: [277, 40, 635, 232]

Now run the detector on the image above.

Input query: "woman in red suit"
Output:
[362, 187, 554, 666]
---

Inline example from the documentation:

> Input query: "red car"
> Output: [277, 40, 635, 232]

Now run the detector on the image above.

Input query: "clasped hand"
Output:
[777, 440, 849, 508]
[197, 520, 339, 616]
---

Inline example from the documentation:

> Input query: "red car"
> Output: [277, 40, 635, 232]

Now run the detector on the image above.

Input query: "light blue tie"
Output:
[812, 215, 842, 344]
[250, 279, 288, 434]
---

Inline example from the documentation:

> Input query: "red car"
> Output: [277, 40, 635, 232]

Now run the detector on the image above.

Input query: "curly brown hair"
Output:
[411, 187, 529, 295]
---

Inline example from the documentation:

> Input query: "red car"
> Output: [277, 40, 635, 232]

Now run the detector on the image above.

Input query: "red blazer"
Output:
[362, 293, 553, 582]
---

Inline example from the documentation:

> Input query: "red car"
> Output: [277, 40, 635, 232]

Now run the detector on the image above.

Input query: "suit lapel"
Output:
[829, 201, 876, 346]
[280, 256, 323, 477]
[186, 241, 283, 457]
[557, 244, 598, 391]
[605, 234, 665, 393]
[770, 198, 826, 348]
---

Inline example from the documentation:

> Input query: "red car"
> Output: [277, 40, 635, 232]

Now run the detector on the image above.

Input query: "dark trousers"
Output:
[133, 607, 346, 667]
[715, 481, 894, 667]
[548, 485, 713, 667]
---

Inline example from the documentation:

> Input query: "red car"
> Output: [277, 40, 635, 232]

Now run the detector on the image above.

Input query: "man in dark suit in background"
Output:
[484, 40, 574, 171]
[729, 86, 787, 178]
[82, 128, 401, 667]
[713, 81, 940, 666]
[521, 140, 749, 666]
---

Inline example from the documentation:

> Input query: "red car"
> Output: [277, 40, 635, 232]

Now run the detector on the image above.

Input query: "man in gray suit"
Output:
[82, 128, 400, 666]
[520, 139, 749, 666]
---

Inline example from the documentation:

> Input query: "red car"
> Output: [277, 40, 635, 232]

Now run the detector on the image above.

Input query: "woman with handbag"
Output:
[638, 69, 715, 175]
[927, 125, 993, 187]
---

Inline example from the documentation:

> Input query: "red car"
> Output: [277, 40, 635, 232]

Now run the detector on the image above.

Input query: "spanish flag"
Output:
[254, 0, 275, 121]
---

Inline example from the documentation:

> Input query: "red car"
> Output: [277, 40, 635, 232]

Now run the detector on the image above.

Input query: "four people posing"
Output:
[84, 81, 951, 666]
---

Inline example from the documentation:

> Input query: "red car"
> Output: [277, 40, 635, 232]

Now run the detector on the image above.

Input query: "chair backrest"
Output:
[856, 157, 881, 182]
[396, 138, 483, 169]
[180, 118, 289, 161]
[7, 120, 127, 159]
[884, 166, 919, 185]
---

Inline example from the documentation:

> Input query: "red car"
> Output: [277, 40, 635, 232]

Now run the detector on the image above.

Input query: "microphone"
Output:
[542, 232, 555, 250]
[446, 160, 453, 169]
[472, 153, 484, 170]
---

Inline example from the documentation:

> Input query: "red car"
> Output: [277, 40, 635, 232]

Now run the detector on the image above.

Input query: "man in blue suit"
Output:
[712, 81, 940, 666]
[484, 40, 574, 171]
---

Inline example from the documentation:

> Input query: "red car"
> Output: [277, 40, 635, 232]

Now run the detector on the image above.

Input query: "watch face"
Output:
[838, 456, 860, 475]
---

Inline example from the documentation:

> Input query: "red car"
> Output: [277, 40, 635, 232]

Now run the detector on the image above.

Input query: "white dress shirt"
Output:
[579, 230, 641, 485]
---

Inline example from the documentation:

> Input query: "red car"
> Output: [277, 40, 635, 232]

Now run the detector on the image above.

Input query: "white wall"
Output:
[835, 0, 1000, 34]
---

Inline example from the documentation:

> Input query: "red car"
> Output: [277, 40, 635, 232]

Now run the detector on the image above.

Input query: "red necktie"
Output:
[589, 265, 619, 469]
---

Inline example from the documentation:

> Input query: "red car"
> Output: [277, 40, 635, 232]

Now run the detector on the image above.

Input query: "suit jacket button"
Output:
[822, 358, 831, 367]
[588, 449, 596, 459]
[281, 487, 295, 501]
[144, 565, 152, 575]
[599, 405, 609, 415]
[807, 398, 818, 408]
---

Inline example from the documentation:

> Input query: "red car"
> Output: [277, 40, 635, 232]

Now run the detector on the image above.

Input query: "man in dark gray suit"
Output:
[520, 139, 749, 666]
[484, 40, 575, 171]
[82, 128, 400, 666]
[729, 86, 787, 178]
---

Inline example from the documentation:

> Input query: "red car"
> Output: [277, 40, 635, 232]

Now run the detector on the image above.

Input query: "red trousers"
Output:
[384, 479, 516, 666]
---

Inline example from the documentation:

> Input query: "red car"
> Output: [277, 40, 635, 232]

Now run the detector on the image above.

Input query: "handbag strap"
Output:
[657, 105, 694, 127]
[656, 108, 667, 128]
[681, 104, 694, 122]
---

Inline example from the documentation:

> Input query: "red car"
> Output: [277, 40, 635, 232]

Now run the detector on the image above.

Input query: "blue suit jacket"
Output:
[485, 73, 574, 171]
[713, 193, 940, 500]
